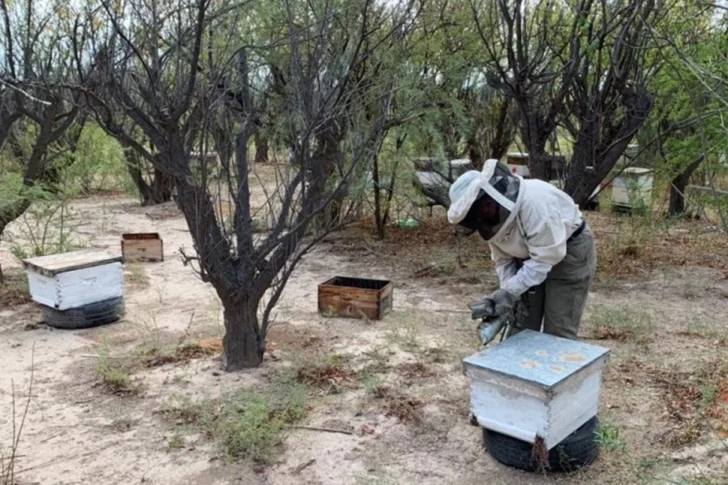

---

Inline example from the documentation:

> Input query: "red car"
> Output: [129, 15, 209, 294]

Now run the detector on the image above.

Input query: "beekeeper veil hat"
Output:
[447, 159, 520, 240]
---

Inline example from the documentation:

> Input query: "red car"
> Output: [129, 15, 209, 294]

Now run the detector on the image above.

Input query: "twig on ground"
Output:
[38, 432, 66, 444]
[293, 459, 316, 474]
[286, 425, 354, 435]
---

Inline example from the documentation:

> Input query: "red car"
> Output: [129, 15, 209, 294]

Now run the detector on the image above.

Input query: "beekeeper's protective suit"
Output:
[448, 159, 597, 340]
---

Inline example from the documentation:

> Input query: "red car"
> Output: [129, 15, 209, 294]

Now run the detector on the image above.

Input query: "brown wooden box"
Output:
[318, 276, 393, 320]
[121, 233, 164, 263]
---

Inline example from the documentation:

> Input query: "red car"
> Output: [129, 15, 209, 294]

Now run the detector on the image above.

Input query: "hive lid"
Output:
[620, 167, 653, 175]
[463, 330, 610, 390]
[22, 249, 123, 276]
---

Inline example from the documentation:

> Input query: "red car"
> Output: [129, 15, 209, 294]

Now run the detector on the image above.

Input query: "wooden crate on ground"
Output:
[463, 330, 610, 450]
[121, 233, 164, 263]
[318, 276, 393, 320]
[22, 249, 124, 311]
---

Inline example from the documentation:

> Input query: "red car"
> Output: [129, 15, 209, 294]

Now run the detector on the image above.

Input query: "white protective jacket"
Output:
[448, 160, 583, 297]
[489, 178, 583, 296]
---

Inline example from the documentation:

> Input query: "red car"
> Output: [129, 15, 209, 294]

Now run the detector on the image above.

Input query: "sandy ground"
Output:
[1, 183, 728, 485]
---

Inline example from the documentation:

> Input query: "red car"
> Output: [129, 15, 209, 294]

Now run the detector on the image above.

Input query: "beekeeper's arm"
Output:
[500, 211, 569, 297]
[489, 243, 518, 285]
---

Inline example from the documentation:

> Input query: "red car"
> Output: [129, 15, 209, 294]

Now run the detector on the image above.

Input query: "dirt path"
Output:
[1, 193, 727, 485]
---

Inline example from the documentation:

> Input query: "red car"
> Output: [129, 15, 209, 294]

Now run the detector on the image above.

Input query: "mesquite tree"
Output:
[559, 0, 660, 205]
[0, 0, 81, 281]
[471, 0, 662, 205]
[79, 0, 418, 370]
[413, 0, 517, 168]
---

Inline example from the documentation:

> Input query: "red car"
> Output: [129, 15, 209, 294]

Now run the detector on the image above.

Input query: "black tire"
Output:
[483, 416, 600, 473]
[42, 297, 125, 330]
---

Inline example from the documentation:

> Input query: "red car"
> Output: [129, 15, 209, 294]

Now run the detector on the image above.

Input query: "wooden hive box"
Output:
[463, 330, 610, 450]
[121, 233, 164, 263]
[22, 249, 124, 311]
[318, 276, 393, 320]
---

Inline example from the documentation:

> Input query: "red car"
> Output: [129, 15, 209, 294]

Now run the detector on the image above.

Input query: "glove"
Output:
[485, 289, 518, 317]
[469, 289, 518, 320]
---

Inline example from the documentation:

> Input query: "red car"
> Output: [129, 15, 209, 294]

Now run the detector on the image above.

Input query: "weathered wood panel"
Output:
[121, 233, 164, 263]
[318, 276, 393, 320]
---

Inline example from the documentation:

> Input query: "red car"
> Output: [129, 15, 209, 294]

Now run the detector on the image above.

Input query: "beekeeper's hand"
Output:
[486, 289, 518, 317]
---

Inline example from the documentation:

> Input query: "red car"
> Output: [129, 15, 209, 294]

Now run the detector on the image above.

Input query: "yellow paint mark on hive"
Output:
[535, 350, 547, 357]
[560, 352, 587, 363]
[549, 365, 565, 373]
[521, 360, 540, 368]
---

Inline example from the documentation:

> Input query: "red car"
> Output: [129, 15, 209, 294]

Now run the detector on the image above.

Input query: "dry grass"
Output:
[141, 337, 222, 368]
[329, 211, 728, 289]
[585, 305, 655, 344]
[94, 350, 136, 394]
[381, 391, 424, 424]
[296, 353, 357, 393]
[94, 336, 223, 394]
[396, 361, 438, 379]
[329, 216, 495, 288]
[588, 212, 728, 280]
[161, 376, 309, 463]
[0, 271, 31, 308]
[1, 355, 34, 485]
[124, 263, 150, 289]
[647, 356, 728, 447]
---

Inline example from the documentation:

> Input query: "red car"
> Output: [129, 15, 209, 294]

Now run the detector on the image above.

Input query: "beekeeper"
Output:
[448, 159, 597, 340]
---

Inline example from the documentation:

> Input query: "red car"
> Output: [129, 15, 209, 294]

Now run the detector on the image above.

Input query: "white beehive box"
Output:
[611, 167, 653, 208]
[463, 330, 610, 450]
[22, 249, 124, 311]
[506, 152, 530, 177]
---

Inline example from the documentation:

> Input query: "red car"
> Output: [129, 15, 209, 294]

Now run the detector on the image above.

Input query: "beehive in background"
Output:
[121, 233, 164, 263]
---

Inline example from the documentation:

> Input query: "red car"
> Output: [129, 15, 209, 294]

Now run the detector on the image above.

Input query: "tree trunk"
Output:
[565, 147, 600, 208]
[148, 169, 174, 205]
[309, 125, 344, 232]
[254, 130, 269, 164]
[669, 156, 703, 217]
[125, 151, 173, 206]
[0, 198, 33, 283]
[373, 151, 384, 239]
[522, 125, 551, 181]
[563, 114, 601, 206]
[529, 151, 552, 181]
[489, 99, 514, 163]
[467, 137, 483, 171]
[0, 109, 21, 151]
[222, 299, 265, 370]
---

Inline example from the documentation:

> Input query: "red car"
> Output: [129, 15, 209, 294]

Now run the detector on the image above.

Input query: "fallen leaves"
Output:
[142, 338, 222, 368]
[296, 356, 357, 391]
[648, 357, 728, 447]
[0, 272, 32, 308]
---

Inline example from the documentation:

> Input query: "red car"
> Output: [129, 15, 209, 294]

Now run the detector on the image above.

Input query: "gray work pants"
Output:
[508, 224, 597, 340]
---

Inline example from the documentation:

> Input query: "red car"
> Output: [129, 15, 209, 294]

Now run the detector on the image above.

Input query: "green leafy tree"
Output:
[0, 0, 82, 280]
